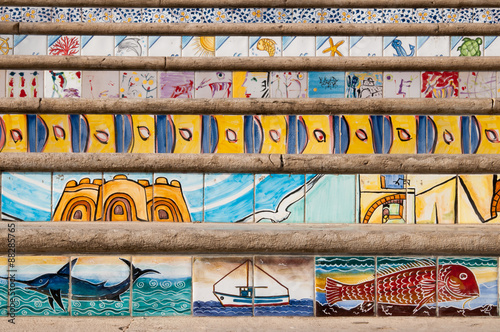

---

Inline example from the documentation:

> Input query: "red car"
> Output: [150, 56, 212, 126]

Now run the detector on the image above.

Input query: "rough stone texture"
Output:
[0, 98, 493, 115]
[2, 223, 500, 255]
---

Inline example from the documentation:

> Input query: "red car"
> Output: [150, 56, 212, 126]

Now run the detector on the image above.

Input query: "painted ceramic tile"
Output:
[21, 7, 52, 22]
[282, 37, 315, 57]
[82, 71, 119, 99]
[263, 8, 292, 23]
[233, 8, 263, 23]
[178, 8, 204, 23]
[485, 36, 500, 56]
[203, 8, 232, 23]
[421, 71, 459, 98]
[293, 8, 331, 23]
[126, 115, 155, 153]
[82, 114, 116, 153]
[45, 71, 81, 98]
[182, 36, 215, 57]
[438, 257, 498, 316]
[71, 256, 132, 316]
[315, 257, 375, 316]
[37, 115, 73, 152]
[120, 71, 157, 99]
[386, 115, 418, 154]
[7, 70, 43, 98]
[52, 7, 81, 22]
[297, 115, 332, 154]
[417, 36, 450, 56]
[473, 116, 500, 154]
[193, 257, 253, 316]
[359, 174, 407, 224]
[0, 35, 13, 55]
[48, 35, 80, 56]
[115, 36, 147, 56]
[457, 175, 500, 224]
[153, 173, 203, 222]
[215, 36, 249, 57]
[306, 175, 356, 223]
[0, 71, 4, 98]
[308, 71, 345, 98]
[159, 72, 195, 98]
[383, 37, 416, 57]
[82, 8, 113, 23]
[350, 37, 382, 56]
[1, 7, 22, 22]
[14, 256, 69, 316]
[415, 8, 442, 23]
[81, 36, 114, 56]
[233, 71, 270, 98]
[2, 172, 52, 221]
[13, 35, 47, 55]
[342, 115, 375, 154]
[427, 116, 462, 154]
[451, 37, 484, 57]
[254, 256, 313, 316]
[165, 115, 203, 154]
[351, 9, 384, 23]
[101, 173, 153, 221]
[459, 72, 496, 98]
[250, 37, 282, 57]
[442, 8, 475, 23]
[143, 8, 176, 23]
[211, 115, 247, 153]
[316, 37, 348, 57]
[406, 174, 457, 224]
[461, 115, 478, 154]
[0, 114, 28, 153]
[204, 173, 254, 222]
[254, 174, 305, 223]
[384, 72, 421, 98]
[52, 172, 103, 221]
[195, 71, 232, 98]
[113, 8, 142, 23]
[0, 257, 6, 317]
[383, 9, 415, 23]
[346, 72, 383, 98]
[254, 116, 291, 154]
[132, 256, 191, 316]
[474, 8, 499, 23]
[377, 257, 437, 316]
[149, 36, 181, 57]
[270, 71, 307, 98]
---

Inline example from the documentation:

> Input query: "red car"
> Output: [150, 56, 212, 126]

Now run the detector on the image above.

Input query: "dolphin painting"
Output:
[6, 258, 159, 311]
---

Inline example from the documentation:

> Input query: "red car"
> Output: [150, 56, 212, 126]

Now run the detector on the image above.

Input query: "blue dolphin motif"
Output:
[391, 39, 416, 57]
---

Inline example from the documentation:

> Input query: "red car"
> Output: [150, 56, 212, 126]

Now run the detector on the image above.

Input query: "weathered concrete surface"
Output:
[2, 223, 500, 255]
[1, 153, 500, 174]
[1, 316, 499, 332]
[0, 98, 495, 115]
[2, 55, 500, 71]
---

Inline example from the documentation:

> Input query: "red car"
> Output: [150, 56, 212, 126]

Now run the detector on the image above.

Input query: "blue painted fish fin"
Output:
[57, 258, 78, 276]
[50, 289, 66, 311]
[48, 297, 55, 310]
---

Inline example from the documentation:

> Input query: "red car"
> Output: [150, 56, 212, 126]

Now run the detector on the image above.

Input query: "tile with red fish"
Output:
[377, 257, 437, 316]
[438, 257, 498, 316]
[195, 71, 233, 99]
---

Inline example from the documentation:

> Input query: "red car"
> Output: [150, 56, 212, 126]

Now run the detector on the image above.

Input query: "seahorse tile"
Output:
[80, 36, 114, 56]
[82, 8, 113, 23]
[442, 8, 475, 23]
[120, 71, 157, 99]
[7, 70, 43, 98]
[383, 37, 416, 57]
[306, 175, 356, 223]
[250, 37, 282, 57]
[2, 172, 52, 221]
[308, 71, 345, 98]
[416, 36, 450, 56]
[48, 35, 80, 56]
[351, 9, 384, 23]
[215, 36, 249, 57]
[14, 256, 70, 316]
[421, 71, 459, 98]
[52, 7, 81, 22]
[21, 7, 52, 22]
[0, 35, 13, 55]
[149, 36, 181, 57]
[262, 8, 293, 23]
[451, 36, 484, 57]
[195, 71, 233, 98]
[458, 72, 497, 98]
[457, 175, 500, 224]
[159, 72, 195, 99]
[113, 8, 142, 23]
[270, 72, 307, 98]
[282, 37, 315, 57]
[142, 8, 175, 23]
[233, 71, 271, 98]
[315, 257, 375, 316]
[484, 36, 500, 56]
[346, 72, 383, 99]
[0, 114, 29, 153]
[233, 8, 263, 23]
[178, 8, 204, 23]
[82, 71, 119, 99]
[316, 37, 348, 57]
[254, 116, 291, 154]
[350, 36, 382, 56]
[182, 36, 216, 57]
[71, 256, 131, 316]
[115, 36, 147, 57]
[384, 72, 421, 98]
[132, 256, 192, 316]
[383, 9, 415, 23]
[414, 8, 442, 23]
[203, 8, 233, 23]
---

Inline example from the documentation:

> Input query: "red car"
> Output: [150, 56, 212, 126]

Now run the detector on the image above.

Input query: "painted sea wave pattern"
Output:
[12, 287, 68, 316]
[133, 277, 191, 316]
[254, 299, 314, 316]
[72, 292, 130, 316]
[0, 281, 8, 316]
[193, 300, 253, 316]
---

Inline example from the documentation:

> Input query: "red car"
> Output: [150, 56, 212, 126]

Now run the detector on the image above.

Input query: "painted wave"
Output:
[193, 301, 252, 316]
[72, 293, 130, 316]
[132, 277, 191, 316]
[12, 287, 68, 316]
[254, 299, 314, 316]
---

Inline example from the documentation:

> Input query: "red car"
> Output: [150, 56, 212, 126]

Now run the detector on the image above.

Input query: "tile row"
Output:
[0, 71, 498, 99]
[3, 172, 500, 224]
[1, 35, 497, 57]
[1, 7, 499, 24]
[1, 255, 498, 317]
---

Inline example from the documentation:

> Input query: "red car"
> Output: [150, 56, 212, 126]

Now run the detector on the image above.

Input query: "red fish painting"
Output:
[326, 261, 480, 313]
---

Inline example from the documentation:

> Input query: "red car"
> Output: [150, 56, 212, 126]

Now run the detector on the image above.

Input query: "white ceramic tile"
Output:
[195, 71, 233, 98]
[115, 36, 147, 56]
[383, 36, 416, 57]
[0, 35, 13, 55]
[215, 36, 249, 57]
[148, 36, 181, 57]
[249, 37, 282, 57]
[182, 36, 216, 57]
[81, 36, 114, 56]
[350, 36, 382, 56]
[384, 72, 421, 98]
[416, 36, 450, 56]
[13, 35, 47, 55]
[270, 71, 307, 98]
[316, 36, 349, 57]
[7, 70, 44, 98]
[282, 37, 315, 57]
[485, 36, 500, 56]
[458, 71, 497, 98]
[48, 35, 81, 56]
[451, 36, 484, 56]
[45, 71, 81, 98]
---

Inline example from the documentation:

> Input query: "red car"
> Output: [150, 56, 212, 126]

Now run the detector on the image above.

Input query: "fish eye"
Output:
[216, 72, 225, 79]
[459, 273, 468, 280]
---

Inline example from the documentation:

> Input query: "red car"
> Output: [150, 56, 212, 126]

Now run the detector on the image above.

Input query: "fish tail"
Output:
[325, 277, 344, 305]
[119, 258, 160, 282]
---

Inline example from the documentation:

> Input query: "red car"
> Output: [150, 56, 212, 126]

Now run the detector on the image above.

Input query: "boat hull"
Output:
[214, 292, 290, 307]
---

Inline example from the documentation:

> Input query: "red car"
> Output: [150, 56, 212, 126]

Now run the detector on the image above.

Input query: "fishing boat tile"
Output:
[115, 36, 147, 57]
[44, 71, 81, 98]
[377, 257, 437, 316]
[414, 8, 442, 23]
[120, 71, 157, 99]
[474, 116, 500, 154]
[438, 257, 498, 316]
[254, 174, 305, 223]
[81, 114, 116, 153]
[316, 36, 348, 57]
[52, 172, 103, 222]
[351, 9, 384, 23]
[21, 7, 52, 22]
[384, 72, 421, 98]
[112, 8, 142, 23]
[315, 256, 375, 316]
[270, 71, 307, 98]
[71, 256, 131, 316]
[308, 71, 346, 98]
[383, 37, 416, 57]
[383, 9, 415, 23]
[7, 70, 43, 98]
[48, 35, 80, 56]
[386, 115, 418, 154]
[153, 173, 203, 222]
[37, 114, 73, 153]
[177, 8, 204, 23]
[306, 175, 356, 223]
[281, 37, 315, 57]
[0, 35, 13, 55]
[233, 8, 263, 23]
[142, 8, 175, 23]
[421, 71, 459, 98]
[263, 8, 292, 23]
[195, 71, 233, 98]
[215, 36, 249, 57]
[416, 36, 450, 56]
[82, 8, 113, 23]
[2, 172, 52, 221]
[149, 36, 181, 57]
[349, 37, 382, 56]
[13, 35, 47, 55]
[451, 36, 484, 57]
[14, 256, 70, 316]
[0, 257, 6, 317]
[442, 8, 475, 23]
[132, 256, 192, 316]
[254, 116, 292, 154]
[82, 71, 119, 99]
[346, 72, 383, 98]
[0, 114, 29, 152]
[101, 173, 153, 221]
[457, 175, 500, 224]
[484, 36, 500, 56]
[233, 71, 271, 98]
[253, 256, 313, 316]
[458, 72, 497, 98]
[192, 256, 253, 316]
[80, 36, 114, 56]
[249, 37, 282, 57]
[203, 8, 233, 23]
[159, 72, 195, 99]
[204, 173, 254, 222]
[473, 9, 499, 23]
[182, 36, 216, 57]
[52, 7, 82, 23]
